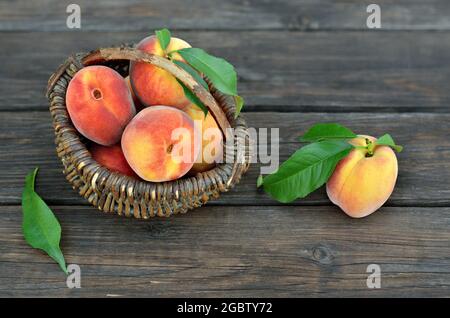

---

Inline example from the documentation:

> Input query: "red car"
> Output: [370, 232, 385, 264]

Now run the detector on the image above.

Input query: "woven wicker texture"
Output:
[46, 47, 251, 218]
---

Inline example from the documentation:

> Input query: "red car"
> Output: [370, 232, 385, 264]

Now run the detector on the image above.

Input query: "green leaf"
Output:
[155, 28, 171, 51]
[176, 79, 209, 117]
[376, 134, 403, 152]
[256, 175, 264, 188]
[176, 48, 245, 117]
[177, 48, 237, 96]
[22, 168, 67, 274]
[172, 60, 209, 90]
[261, 140, 353, 203]
[300, 123, 357, 142]
[234, 95, 244, 119]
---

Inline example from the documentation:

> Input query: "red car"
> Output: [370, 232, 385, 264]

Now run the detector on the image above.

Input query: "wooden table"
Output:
[1, 0, 449, 297]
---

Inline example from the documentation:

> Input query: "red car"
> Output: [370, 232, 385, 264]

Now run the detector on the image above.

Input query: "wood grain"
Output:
[1, 111, 449, 206]
[1, 31, 449, 111]
[1, 0, 449, 31]
[0, 205, 448, 297]
[1, 0, 449, 298]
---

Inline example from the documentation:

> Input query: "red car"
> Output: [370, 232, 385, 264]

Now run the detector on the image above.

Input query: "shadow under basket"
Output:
[46, 46, 251, 219]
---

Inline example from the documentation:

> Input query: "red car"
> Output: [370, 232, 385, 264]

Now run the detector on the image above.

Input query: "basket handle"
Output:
[81, 47, 232, 140]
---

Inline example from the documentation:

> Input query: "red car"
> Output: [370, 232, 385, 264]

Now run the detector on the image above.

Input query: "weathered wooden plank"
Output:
[0, 205, 448, 297]
[1, 31, 449, 111]
[1, 111, 449, 206]
[0, 0, 449, 31]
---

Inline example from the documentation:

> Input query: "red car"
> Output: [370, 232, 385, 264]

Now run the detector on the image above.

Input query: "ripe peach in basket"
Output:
[89, 143, 138, 178]
[129, 35, 192, 109]
[66, 65, 136, 145]
[121, 106, 201, 182]
[184, 103, 223, 174]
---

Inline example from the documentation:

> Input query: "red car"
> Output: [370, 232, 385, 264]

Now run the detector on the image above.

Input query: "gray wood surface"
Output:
[0, 0, 449, 298]
[1, 0, 449, 31]
[2, 31, 450, 111]
[1, 205, 449, 297]
[1, 112, 449, 206]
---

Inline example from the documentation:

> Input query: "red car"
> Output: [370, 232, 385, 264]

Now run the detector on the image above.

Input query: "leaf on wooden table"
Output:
[376, 134, 403, 152]
[260, 140, 353, 203]
[22, 168, 67, 274]
[300, 123, 357, 143]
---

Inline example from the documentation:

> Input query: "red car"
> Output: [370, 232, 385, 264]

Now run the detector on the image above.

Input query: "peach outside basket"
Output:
[46, 46, 251, 218]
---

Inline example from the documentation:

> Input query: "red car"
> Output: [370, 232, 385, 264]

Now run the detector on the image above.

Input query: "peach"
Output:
[89, 143, 138, 178]
[326, 135, 398, 218]
[121, 106, 200, 182]
[125, 76, 144, 112]
[129, 35, 192, 109]
[66, 65, 136, 145]
[184, 104, 223, 174]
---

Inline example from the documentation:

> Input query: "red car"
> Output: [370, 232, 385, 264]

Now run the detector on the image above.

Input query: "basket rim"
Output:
[46, 45, 251, 218]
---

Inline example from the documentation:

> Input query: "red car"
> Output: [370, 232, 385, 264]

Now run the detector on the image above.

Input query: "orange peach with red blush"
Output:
[90, 143, 138, 178]
[129, 35, 192, 109]
[66, 66, 136, 145]
[184, 104, 223, 174]
[121, 106, 200, 182]
[326, 135, 398, 218]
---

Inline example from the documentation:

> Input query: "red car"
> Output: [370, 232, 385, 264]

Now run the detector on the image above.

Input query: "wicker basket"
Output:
[46, 46, 251, 218]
